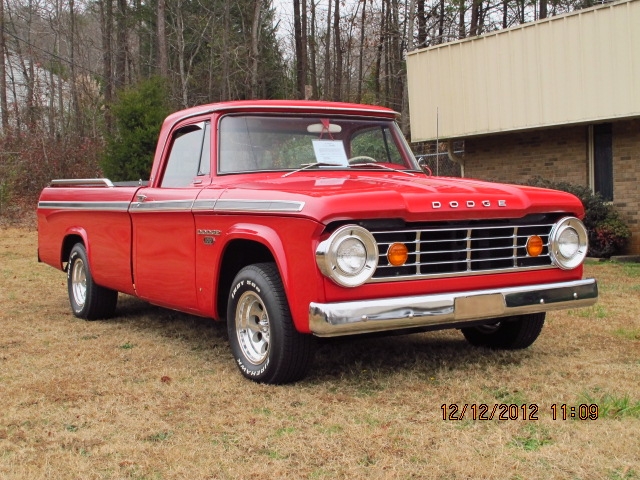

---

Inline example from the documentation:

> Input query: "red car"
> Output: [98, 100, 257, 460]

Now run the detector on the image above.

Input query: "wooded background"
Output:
[0, 0, 604, 214]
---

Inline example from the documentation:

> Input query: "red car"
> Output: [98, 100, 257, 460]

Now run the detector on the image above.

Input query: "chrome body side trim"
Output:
[129, 200, 195, 212]
[214, 199, 305, 213]
[192, 199, 217, 211]
[309, 278, 598, 337]
[39, 197, 305, 214]
[37, 201, 130, 211]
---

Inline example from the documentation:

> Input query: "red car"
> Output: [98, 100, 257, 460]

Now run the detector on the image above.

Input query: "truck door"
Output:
[130, 120, 212, 312]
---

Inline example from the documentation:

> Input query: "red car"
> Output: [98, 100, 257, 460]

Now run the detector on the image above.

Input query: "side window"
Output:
[161, 121, 210, 188]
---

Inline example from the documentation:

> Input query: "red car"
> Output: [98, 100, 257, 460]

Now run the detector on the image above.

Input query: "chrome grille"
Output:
[371, 221, 555, 281]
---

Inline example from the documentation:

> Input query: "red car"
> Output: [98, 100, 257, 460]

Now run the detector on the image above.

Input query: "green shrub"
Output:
[101, 77, 172, 182]
[592, 217, 631, 258]
[524, 176, 630, 258]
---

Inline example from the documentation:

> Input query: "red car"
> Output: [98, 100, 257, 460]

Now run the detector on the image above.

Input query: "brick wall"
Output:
[464, 125, 589, 185]
[613, 119, 640, 253]
[462, 121, 639, 254]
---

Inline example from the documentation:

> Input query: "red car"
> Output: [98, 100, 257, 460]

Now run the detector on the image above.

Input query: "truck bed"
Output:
[37, 180, 141, 296]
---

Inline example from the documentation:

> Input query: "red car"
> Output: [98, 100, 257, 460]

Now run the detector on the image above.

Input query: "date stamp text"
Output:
[441, 403, 599, 421]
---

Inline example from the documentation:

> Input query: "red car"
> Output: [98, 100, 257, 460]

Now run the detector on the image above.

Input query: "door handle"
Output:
[136, 194, 147, 202]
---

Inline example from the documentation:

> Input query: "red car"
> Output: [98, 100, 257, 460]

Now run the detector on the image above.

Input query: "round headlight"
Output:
[336, 237, 367, 274]
[549, 217, 588, 270]
[316, 225, 378, 287]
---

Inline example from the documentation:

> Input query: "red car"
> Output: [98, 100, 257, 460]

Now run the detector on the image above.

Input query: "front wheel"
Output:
[67, 243, 118, 320]
[461, 313, 545, 349]
[227, 263, 314, 384]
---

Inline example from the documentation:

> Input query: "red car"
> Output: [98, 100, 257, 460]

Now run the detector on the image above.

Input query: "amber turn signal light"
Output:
[526, 235, 544, 257]
[387, 243, 409, 266]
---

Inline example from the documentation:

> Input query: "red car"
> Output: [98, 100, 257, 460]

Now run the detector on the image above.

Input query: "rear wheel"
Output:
[67, 243, 118, 320]
[461, 313, 545, 349]
[227, 263, 314, 384]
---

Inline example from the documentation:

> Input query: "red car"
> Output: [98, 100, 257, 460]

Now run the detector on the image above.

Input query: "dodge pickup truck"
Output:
[37, 100, 598, 384]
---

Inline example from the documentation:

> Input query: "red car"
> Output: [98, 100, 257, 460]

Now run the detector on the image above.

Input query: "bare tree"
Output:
[0, 0, 8, 131]
[540, 0, 548, 19]
[308, 0, 318, 99]
[157, 0, 168, 78]
[293, 0, 304, 98]
[250, 0, 262, 98]
[332, 0, 342, 101]
[114, 0, 126, 89]
[356, 0, 366, 103]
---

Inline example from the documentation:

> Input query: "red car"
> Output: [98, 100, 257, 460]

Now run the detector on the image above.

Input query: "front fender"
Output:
[201, 217, 326, 333]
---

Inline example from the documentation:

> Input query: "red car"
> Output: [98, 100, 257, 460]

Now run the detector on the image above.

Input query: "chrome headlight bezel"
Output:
[316, 225, 378, 287]
[549, 216, 589, 270]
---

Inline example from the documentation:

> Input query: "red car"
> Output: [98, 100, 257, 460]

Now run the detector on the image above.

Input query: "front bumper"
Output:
[309, 278, 598, 337]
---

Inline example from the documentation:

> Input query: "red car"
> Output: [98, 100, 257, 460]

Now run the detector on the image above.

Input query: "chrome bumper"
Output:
[309, 279, 598, 337]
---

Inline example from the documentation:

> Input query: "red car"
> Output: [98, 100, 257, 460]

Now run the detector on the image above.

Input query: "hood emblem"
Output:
[432, 200, 507, 209]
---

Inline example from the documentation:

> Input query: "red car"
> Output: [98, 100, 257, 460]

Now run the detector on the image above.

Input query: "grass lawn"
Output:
[1, 227, 639, 479]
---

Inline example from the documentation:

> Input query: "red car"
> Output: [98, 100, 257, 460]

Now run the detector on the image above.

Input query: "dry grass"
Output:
[1, 227, 639, 480]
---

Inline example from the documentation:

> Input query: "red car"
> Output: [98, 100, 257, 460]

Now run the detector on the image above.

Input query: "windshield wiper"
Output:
[282, 162, 347, 178]
[348, 162, 416, 176]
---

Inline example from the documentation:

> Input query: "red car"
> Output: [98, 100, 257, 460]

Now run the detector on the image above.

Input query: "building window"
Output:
[590, 123, 613, 201]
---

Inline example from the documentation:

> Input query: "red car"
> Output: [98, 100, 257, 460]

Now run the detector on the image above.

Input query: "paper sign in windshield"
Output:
[312, 140, 348, 166]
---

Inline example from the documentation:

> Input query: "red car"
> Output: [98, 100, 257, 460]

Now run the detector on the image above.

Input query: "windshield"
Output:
[217, 115, 419, 174]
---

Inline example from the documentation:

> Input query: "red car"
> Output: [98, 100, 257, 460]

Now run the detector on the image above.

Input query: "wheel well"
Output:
[216, 239, 276, 320]
[62, 235, 84, 271]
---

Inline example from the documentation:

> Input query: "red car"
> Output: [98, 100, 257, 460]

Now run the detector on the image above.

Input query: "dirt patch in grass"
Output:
[1, 228, 639, 479]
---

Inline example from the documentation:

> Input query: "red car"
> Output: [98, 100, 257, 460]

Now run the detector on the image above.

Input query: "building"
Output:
[406, 0, 640, 253]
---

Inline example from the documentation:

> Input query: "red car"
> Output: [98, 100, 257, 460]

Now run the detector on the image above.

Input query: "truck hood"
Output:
[215, 172, 584, 224]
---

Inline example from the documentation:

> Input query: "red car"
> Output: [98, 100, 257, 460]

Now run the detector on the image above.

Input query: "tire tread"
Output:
[461, 313, 545, 350]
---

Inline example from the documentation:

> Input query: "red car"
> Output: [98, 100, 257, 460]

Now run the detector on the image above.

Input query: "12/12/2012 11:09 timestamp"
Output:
[441, 404, 599, 421]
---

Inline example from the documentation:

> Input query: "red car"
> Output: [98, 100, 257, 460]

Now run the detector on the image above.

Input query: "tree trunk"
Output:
[458, 0, 466, 39]
[438, 0, 445, 44]
[374, 0, 385, 103]
[308, 1, 318, 99]
[301, 0, 308, 98]
[0, 0, 8, 132]
[221, 0, 230, 99]
[417, 0, 427, 46]
[402, 0, 416, 134]
[157, 0, 168, 78]
[175, 2, 188, 107]
[323, 0, 332, 99]
[470, 0, 479, 36]
[250, 0, 261, 99]
[356, 0, 366, 104]
[540, 0, 548, 20]
[293, 0, 304, 99]
[115, 0, 127, 89]
[69, 0, 83, 135]
[332, 0, 342, 101]
[502, 0, 508, 28]
[100, 0, 114, 132]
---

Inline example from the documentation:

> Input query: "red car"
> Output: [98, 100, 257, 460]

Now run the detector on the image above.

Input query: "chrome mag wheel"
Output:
[71, 257, 87, 307]
[235, 291, 271, 365]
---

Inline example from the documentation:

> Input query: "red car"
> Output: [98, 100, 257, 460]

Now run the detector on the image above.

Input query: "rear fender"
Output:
[61, 227, 89, 271]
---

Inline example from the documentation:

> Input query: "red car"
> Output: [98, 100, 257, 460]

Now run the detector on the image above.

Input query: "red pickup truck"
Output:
[38, 100, 598, 384]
